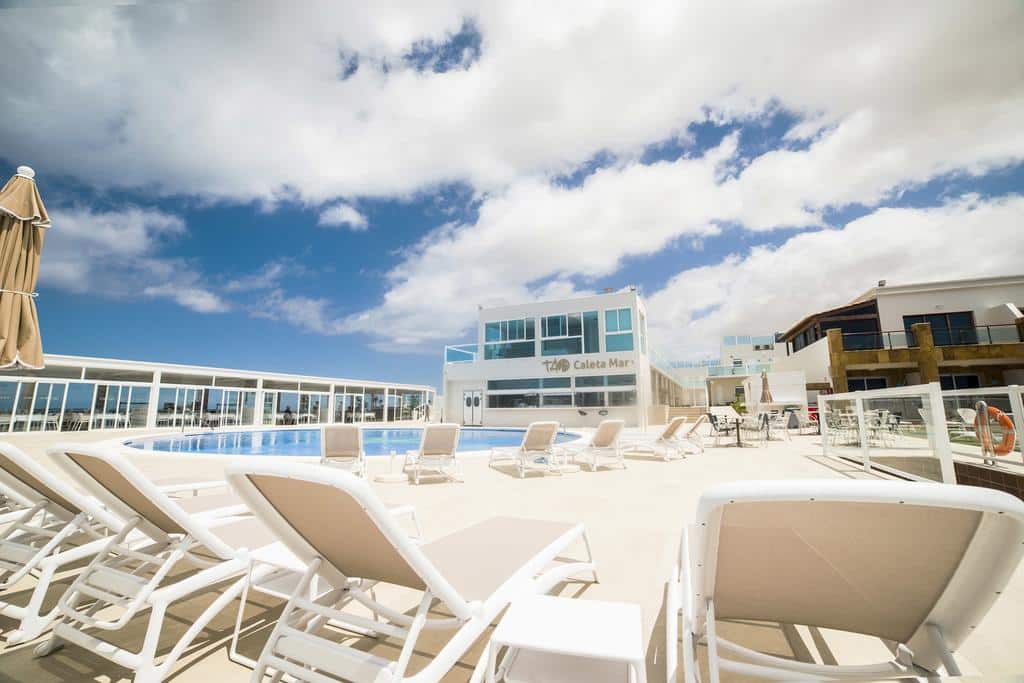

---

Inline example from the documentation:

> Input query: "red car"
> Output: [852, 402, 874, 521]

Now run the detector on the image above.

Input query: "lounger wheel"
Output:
[33, 637, 63, 657]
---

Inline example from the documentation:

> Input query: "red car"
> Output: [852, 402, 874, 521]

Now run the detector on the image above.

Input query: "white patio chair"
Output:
[624, 416, 689, 460]
[320, 423, 366, 477]
[0, 442, 137, 644]
[666, 479, 1024, 682]
[225, 461, 599, 683]
[490, 421, 562, 478]
[564, 419, 625, 471]
[36, 444, 277, 682]
[404, 423, 461, 484]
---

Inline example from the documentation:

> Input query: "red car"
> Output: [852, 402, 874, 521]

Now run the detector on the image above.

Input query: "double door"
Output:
[462, 390, 482, 426]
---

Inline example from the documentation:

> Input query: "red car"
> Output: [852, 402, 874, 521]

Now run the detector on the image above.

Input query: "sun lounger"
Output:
[404, 422, 461, 484]
[564, 419, 625, 471]
[0, 442, 141, 644]
[489, 421, 562, 478]
[35, 444, 278, 682]
[624, 415, 689, 460]
[666, 479, 1024, 682]
[225, 461, 598, 682]
[320, 423, 366, 477]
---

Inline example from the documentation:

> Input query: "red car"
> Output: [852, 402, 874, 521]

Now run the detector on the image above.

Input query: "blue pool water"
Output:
[125, 427, 580, 457]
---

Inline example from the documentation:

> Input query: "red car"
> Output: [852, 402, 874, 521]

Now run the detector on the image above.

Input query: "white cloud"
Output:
[318, 202, 368, 230]
[142, 283, 231, 314]
[251, 289, 346, 336]
[0, 2, 1020, 205]
[644, 194, 1024, 358]
[41, 205, 229, 314]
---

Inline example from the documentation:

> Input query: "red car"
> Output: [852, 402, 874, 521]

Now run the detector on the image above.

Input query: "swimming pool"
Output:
[124, 427, 580, 457]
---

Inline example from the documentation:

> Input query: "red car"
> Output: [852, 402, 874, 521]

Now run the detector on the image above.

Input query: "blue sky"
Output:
[1, 2, 1022, 389]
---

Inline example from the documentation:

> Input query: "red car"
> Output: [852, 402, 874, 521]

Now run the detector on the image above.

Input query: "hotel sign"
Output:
[542, 357, 633, 373]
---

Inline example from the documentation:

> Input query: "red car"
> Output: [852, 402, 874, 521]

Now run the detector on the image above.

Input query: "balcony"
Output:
[444, 344, 478, 363]
[841, 324, 1022, 351]
[706, 362, 771, 377]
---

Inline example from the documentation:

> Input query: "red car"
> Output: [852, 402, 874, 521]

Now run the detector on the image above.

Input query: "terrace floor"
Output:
[1, 426, 1022, 682]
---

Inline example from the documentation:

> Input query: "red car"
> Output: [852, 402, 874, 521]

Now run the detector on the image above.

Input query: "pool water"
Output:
[124, 427, 580, 457]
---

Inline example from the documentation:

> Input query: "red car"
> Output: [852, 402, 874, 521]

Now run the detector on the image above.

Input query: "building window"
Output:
[541, 311, 599, 356]
[487, 393, 539, 408]
[575, 392, 606, 407]
[903, 312, 976, 346]
[484, 317, 536, 359]
[541, 393, 573, 407]
[939, 374, 981, 390]
[847, 377, 887, 392]
[608, 390, 637, 406]
[605, 308, 634, 352]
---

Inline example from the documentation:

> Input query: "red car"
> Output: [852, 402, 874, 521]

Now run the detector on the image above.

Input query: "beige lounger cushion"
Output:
[247, 473, 428, 590]
[524, 423, 558, 452]
[323, 425, 361, 458]
[661, 416, 686, 440]
[0, 456, 77, 514]
[590, 421, 623, 448]
[422, 425, 459, 456]
[66, 451, 185, 535]
[422, 517, 575, 601]
[714, 501, 981, 643]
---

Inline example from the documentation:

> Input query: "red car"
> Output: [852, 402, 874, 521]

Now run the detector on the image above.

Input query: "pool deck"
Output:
[1, 425, 1023, 681]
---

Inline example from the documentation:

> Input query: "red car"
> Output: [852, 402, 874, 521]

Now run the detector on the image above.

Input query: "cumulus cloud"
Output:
[644, 194, 1024, 358]
[0, 2, 1020, 205]
[318, 202, 368, 230]
[41, 206, 229, 314]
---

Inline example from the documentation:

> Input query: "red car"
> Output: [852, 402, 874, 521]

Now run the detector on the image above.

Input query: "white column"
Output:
[146, 370, 161, 428]
[255, 378, 265, 426]
[926, 382, 957, 484]
[383, 387, 390, 423]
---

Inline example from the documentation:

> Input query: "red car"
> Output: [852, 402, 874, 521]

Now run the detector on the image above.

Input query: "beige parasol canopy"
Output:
[759, 369, 774, 404]
[0, 166, 50, 369]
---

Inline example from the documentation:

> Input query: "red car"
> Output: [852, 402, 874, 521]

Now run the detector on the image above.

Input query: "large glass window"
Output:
[63, 383, 94, 431]
[847, 377, 887, 392]
[364, 388, 385, 421]
[484, 317, 536, 359]
[608, 390, 637, 406]
[605, 308, 634, 352]
[939, 374, 981, 390]
[903, 312, 977, 346]
[541, 311, 599, 356]
[575, 392, 605, 407]
[487, 393, 539, 408]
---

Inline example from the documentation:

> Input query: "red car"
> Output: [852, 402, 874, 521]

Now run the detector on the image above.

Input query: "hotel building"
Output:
[442, 289, 686, 427]
[0, 354, 436, 433]
[774, 274, 1024, 395]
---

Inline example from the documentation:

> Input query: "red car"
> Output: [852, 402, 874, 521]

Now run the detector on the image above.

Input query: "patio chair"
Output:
[225, 461, 599, 683]
[320, 423, 366, 477]
[666, 479, 1024, 683]
[0, 442, 136, 644]
[706, 413, 736, 447]
[404, 422, 461, 484]
[490, 421, 562, 478]
[565, 419, 625, 471]
[35, 444, 278, 682]
[624, 416, 689, 460]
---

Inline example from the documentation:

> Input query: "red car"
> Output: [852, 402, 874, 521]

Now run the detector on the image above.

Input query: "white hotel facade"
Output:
[443, 289, 685, 427]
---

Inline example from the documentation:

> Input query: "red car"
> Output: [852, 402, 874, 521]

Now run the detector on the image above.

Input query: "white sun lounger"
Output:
[0, 442, 141, 644]
[666, 479, 1024, 682]
[624, 415, 689, 460]
[404, 422, 461, 484]
[489, 421, 562, 478]
[321, 423, 366, 477]
[564, 419, 625, 471]
[225, 461, 599, 682]
[35, 444, 278, 683]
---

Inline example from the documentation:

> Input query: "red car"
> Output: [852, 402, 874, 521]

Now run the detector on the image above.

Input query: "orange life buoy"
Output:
[974, 406, 1016, 456]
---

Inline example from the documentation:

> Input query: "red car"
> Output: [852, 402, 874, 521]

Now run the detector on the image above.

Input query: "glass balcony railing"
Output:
[842, 324, 1022, 351]
[444, 344, 478, 363]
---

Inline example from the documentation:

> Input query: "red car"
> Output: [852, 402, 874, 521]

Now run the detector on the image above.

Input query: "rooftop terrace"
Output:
[0, 424, 1021, 681]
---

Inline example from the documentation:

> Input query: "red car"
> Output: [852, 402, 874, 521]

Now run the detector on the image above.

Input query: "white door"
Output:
[462, 390, 482, 426]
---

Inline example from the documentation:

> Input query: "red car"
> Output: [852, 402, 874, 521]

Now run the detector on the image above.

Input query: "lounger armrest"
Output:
[148, 556, 248, 604]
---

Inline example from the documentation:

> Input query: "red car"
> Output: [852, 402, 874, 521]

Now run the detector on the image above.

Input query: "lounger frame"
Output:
[625, 416, 690, 460]
[227, 462, 598, 682]
[38, 444, 265, 683]
[666, 479, 1024, 683]
[489, 421, 562, 478]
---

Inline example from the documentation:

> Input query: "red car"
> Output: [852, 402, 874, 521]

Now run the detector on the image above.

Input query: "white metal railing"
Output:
[444, 344, 478, 363]
[819, 383, 955, 483]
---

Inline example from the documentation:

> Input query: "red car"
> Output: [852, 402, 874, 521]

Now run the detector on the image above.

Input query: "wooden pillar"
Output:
[826, 328, 849, 393]
[912, 322, 941, 384]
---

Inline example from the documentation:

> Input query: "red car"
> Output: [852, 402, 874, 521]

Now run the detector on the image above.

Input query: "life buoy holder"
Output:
[974, 406, 1016, 456]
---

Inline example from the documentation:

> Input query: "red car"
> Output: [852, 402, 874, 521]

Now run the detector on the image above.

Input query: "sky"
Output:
[1, 1, 1022, 389]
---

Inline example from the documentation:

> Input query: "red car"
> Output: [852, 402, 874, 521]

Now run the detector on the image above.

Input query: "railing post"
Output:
[1008, 386, 1024, 462]
[855, 397, 870, 472]
[818, 394, 829, 456]
[926, 382, 956, 484]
